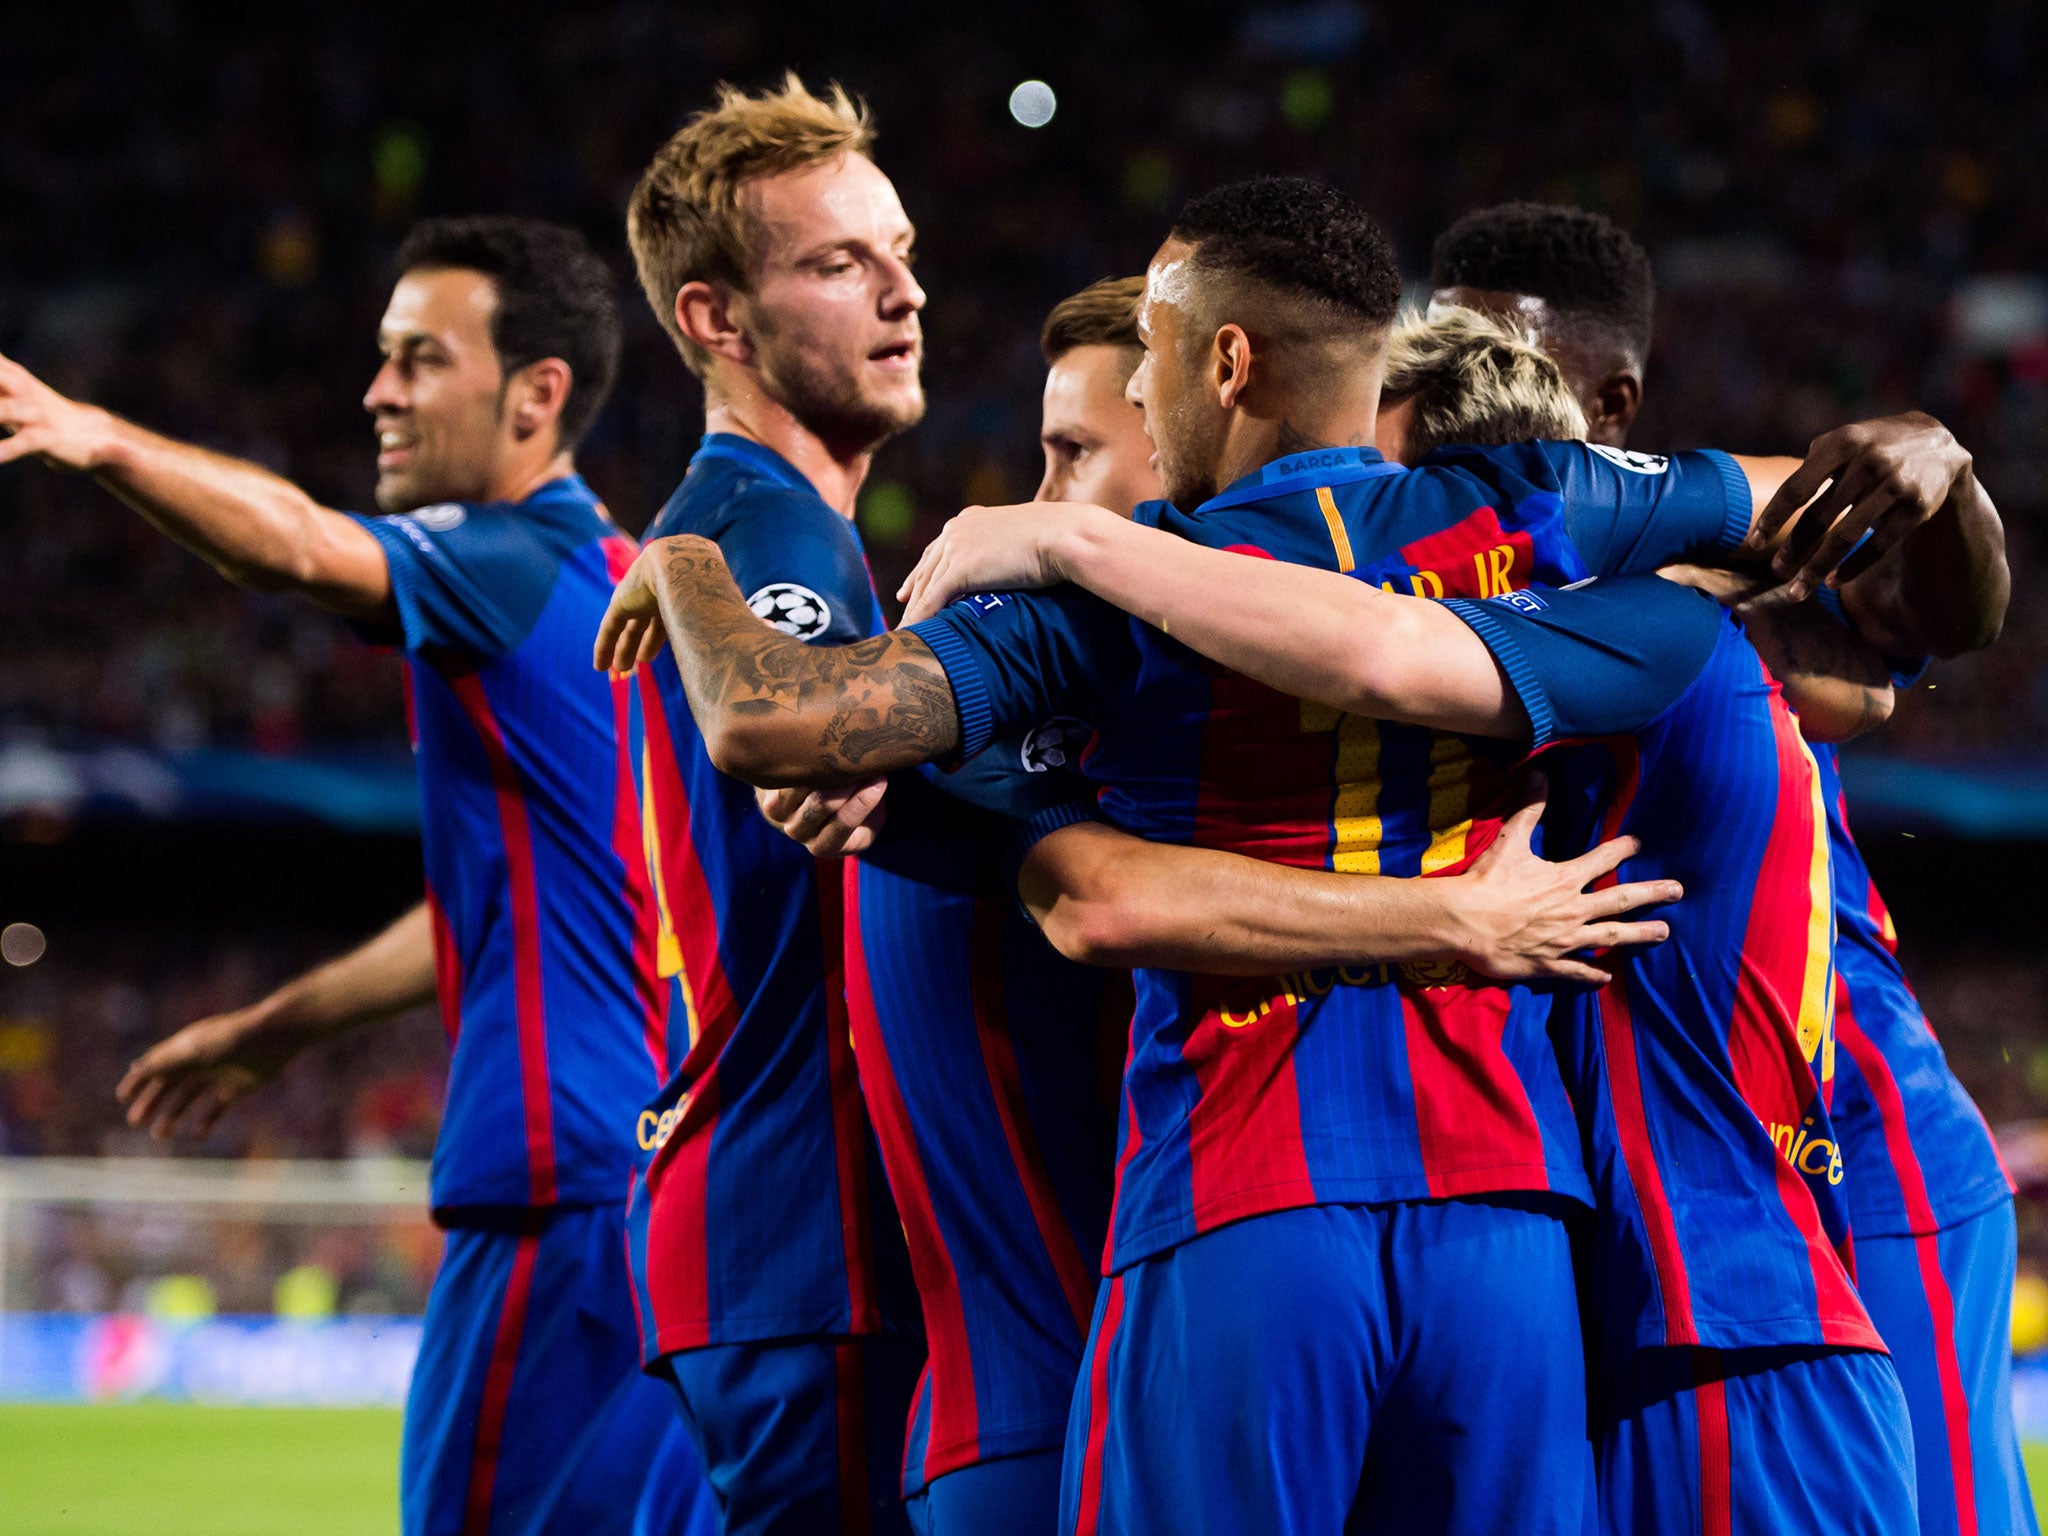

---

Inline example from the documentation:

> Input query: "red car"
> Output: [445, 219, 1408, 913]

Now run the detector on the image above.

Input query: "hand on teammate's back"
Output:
[0, 351, 119, 472]
[1746, 411, 1973, 599]
[1438, 793, 1683, 987]
[115, 1008, 305, 1141]
[756, 781, 889, 857]
[897, 500, 1117, 624]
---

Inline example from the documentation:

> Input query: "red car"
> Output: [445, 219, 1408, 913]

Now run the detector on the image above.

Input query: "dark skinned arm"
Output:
[595, 534, 960, 787]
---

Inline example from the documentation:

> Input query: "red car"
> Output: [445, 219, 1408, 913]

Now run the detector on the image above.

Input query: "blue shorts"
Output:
[905, 1448, 1063, 1536]
[1858, 1199, 2040, 1536]
[401, 1204, 716, 1536]
[664, 1334, 925, 1536]
[1060, 1198, 1591, 1536]
[1598, 1345, 1917, 1535]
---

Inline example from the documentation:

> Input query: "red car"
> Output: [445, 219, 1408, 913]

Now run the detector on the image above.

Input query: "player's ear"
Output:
[507, 358, 572, 443]
[1213, 323, 1253, 409]
[677, 281, 752, 367]
[1589, 370, 1643, 448]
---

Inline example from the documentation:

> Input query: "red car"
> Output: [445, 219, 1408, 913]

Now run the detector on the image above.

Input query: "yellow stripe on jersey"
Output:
[1420, 733, 1474, 873]
[1300, 699, 1384, 873]
[1315, 486, 1357, 573]
[1792, 736, 1838, 1089]
[641, 743, 686, 984]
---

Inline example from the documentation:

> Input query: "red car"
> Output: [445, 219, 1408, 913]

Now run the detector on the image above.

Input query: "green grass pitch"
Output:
[0, 1404, 2043, 1532]
[0, 1404, 401, 1536]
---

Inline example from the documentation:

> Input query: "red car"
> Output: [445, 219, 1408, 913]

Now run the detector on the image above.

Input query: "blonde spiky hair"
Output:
[627, 72, 874, 375]
[1382, 305, 1589, 460]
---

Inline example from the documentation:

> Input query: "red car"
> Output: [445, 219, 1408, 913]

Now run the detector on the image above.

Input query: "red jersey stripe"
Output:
[1183, 986, 1316, 1232]
[636, 676, 743, 1051]
[450, 674, 557, 1205]
[967, 901, 1097, 1333]
[1725, 686, 1872, 1338]
[609, 672, 666, 1073]
[842, 871, 977, 1475]
[1396, 505, 1535, 600]
[462, 1229, 540, 1536]
[1693, 1352, 1733, 1536]
[822, 863, 878, 1333]
[1073, 1276, 1127, 1536]
[1838, 987, 1980, 1533]
[424, 884, 462, 1046]
[1588, 741, 1697, 1344]
[1399, 982, 1548, 1200]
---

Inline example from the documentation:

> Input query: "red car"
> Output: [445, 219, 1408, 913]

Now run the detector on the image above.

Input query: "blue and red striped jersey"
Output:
[1813, 743, 2012, 1240]
[350, 474, 665, 1213]
[1457, 576, 1881, 1368]
[907, 442, 1747, 1271]
[846, 753, 1126, 1494]
[623, 435, 902, 1359]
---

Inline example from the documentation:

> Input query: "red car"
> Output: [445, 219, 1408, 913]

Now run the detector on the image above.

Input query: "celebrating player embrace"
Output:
[601, 166, 2014, 1536]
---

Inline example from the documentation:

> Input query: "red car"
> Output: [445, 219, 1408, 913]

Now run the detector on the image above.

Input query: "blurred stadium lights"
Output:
[1008, 80, 1056, 128]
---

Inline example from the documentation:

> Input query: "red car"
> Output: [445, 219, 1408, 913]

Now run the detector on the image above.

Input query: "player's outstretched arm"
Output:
[901, 501, 1522, 738]
[0, 351, 393, 620]
[597, 535, 962, 787]
[115, 903, 437, 1141]
[1018, 797, 1678, 984]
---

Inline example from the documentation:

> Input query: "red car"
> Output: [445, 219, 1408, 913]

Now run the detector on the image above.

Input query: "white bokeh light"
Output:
[2, 922, 46, 967]
[1008, 80, 1057, 129]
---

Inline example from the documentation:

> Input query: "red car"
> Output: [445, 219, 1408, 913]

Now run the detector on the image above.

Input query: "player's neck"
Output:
[703, 393, 870, 520]
[1214, 394, 1381, 490]
[482, 448, 576, 506]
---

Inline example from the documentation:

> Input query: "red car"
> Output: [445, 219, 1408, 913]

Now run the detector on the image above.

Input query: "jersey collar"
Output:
[690, 433, 815, 494]
[1187, 445, 1402, 516]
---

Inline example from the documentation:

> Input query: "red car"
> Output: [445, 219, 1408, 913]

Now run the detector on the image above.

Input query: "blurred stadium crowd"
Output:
[2, 1, 2045, 755]
[3, 1, 2048, 1311]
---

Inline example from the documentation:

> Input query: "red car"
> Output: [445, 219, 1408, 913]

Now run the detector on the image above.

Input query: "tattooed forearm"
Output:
[652, 536, 962, 785]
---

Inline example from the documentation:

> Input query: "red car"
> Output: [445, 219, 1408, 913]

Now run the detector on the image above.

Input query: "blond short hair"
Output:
[1040, 276, 1145, 363]
[628, 72, 874, 375]
[1382, 306, 1588, 460]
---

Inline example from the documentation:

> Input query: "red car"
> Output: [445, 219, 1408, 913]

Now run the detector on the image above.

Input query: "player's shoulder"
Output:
[650, 457, 851, 549]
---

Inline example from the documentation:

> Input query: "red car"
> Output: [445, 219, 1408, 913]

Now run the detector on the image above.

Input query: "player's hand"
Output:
[897, 501, 1115, 624]
[114, 1007, 304, 1141]
[1439, 794, 1682, 986]
[0, 351, 119, 472]
[755, 780, 889, 857]
[1745, 412, 1973, 600]
[594, 543, 672, 674]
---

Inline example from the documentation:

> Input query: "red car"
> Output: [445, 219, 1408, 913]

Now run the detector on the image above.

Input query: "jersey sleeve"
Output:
[350, 504, 559, 658]
[905, 586, 1131, 760]
[709, 490, 878, 644]
[1535, 442, 1754, 575]
[1442, 574, 1727, 747]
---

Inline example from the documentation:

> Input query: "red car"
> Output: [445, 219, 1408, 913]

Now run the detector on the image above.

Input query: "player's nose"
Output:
[362, 357, 407, 415]
[879, 252, 925, 316]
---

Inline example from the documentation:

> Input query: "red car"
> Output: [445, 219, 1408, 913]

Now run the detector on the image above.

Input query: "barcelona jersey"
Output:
[1813, 743, 2012, 1240]
[906, 441, 1748, 1271]
[624, 435, 899, 1359]
[350, 475, 665, 1213]
[1453, 577, 1882, 1370]
[847, 747, 1126, 1495]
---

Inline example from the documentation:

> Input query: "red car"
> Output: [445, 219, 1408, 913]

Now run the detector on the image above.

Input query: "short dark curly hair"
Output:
[1429, 202, 1654, 365]
[397, 216, 622, 450]
[1169, 178, 1402, 330]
